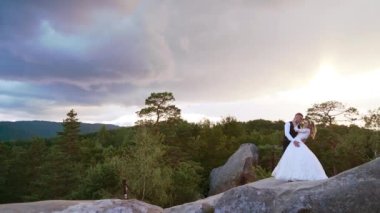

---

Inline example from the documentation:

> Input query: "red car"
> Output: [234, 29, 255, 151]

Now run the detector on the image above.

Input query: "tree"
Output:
[23, 138, 48, 201]
[171, 161, 203, 204]
[136, 92, 181, 125]
[72, 162, 121, 199]
[37, 145, 80, 199]
[363, 107, 380, 158]
[220, 116, 245, 139]
[0, 143, 10, 202]
[311, 126, 344, 175]
[122, 127, 173, 206]
[306, 101, 359, 126]
[2, 146, 28, 202]
[79, 139, 104, 167]
[58, 109, 81, 160]
[97, 125, 110, 146]
[38, 109, 83, 199]
[363, 107, 380, 130]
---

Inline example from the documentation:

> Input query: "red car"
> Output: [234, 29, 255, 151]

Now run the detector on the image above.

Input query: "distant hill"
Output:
[0, 121, 120, 141]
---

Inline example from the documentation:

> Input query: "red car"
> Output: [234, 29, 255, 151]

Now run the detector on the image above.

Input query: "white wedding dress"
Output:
[272, 127, 328, 181]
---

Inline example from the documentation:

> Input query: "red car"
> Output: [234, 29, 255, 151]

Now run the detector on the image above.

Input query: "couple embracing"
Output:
[272, 113, 328, 181]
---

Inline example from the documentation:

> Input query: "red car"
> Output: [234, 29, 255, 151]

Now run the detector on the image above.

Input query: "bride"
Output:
[272, 120, 328, 181]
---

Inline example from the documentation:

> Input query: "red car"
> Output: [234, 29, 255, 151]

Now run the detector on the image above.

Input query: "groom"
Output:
[283, 112, 304, 152]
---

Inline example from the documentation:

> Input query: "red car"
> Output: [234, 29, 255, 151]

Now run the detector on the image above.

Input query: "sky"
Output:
[1, 0, 380, 126]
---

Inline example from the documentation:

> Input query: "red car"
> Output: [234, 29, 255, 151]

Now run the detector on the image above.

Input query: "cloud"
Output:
[0, 0, 173, 86]
[148, 0, 380, 101]
[0, 0, 380, 122]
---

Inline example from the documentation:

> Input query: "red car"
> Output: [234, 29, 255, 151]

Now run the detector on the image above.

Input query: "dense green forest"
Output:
[0, 93, 379, 208]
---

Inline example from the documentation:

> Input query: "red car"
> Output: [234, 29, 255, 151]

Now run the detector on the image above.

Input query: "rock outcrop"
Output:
[0, 199, 163, 213]
[209, 143, 259, 196]
[165, 157, 380, 213]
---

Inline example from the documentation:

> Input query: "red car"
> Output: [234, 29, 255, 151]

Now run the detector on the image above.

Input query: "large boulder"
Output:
[208, 143, 259, 196]
[165, 157, 380, 213]
[0, 199, 163, 213]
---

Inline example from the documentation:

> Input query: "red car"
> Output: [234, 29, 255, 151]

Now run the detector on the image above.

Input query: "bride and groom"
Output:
[272, 113, 328, 181]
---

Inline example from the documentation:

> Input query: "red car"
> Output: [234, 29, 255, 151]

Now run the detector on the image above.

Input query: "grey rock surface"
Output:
[0, 199, 163, 213]
[209, 143, 259, 196]
[166, 157, 380, 213]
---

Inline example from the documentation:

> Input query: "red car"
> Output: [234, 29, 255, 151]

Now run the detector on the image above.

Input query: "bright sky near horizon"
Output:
[1, 0, 380, 126]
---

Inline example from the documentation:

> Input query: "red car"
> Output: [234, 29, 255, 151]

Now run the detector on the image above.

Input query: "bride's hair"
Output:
[308, 121, 317, 139]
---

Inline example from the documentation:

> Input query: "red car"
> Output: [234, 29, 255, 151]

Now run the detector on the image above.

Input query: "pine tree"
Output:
[58, 109, 81, 161]
[38, 109, 83, 199]
[136, 92, 181, 125]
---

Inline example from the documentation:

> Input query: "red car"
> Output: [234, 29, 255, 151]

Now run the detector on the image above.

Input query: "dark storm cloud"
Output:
[0, 0, 172, 86]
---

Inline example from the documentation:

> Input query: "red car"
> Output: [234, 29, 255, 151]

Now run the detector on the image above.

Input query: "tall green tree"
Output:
[136, 92, 181, 125]
[37, 109, 83, 199]
[122, 127, 173, 206]
[306, 101, 359, 126]
[58, 109, 81, 160]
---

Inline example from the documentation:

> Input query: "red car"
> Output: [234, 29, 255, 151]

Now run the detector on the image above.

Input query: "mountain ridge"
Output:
[0, 120, 120, 141]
